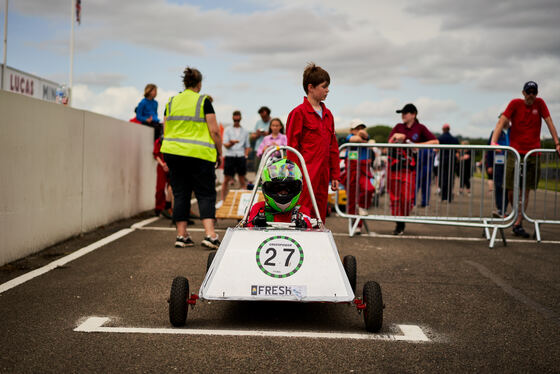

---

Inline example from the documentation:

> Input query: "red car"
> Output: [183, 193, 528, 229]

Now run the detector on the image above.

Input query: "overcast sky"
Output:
[3, 0, 560, 138]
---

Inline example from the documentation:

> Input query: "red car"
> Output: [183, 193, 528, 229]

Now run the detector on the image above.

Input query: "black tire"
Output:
[169, 276, 189, 327]
[206, 251, 216, 273]
[343, 255, 357, 293]
[363, 281, 383, 332]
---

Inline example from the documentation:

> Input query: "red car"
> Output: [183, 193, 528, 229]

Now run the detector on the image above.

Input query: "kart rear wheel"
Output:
[363, 281, 383, 332]
[343, 255, 357, 292]
[169, 276, 189, 327]
[206, 251, 216, 273]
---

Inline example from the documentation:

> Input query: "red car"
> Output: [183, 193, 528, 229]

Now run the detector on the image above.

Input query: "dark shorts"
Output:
[164, 153, 216, 221]
[506, 154, 540, 190]
[224, 156, 247, 177]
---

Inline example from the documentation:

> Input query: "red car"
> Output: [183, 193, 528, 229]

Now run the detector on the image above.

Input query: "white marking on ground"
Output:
[135, 226, 560, 245]
[0, 186, 223, 294]
[466, 260, 560, 325]
[0, 228, 134, 294]
[74, 317, 430, 342]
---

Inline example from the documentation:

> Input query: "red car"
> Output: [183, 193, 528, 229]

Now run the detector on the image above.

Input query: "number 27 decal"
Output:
[263, 247, 295, 267]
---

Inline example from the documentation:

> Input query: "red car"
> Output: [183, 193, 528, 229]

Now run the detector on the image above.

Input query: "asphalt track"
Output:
[1, 208, 559, 373]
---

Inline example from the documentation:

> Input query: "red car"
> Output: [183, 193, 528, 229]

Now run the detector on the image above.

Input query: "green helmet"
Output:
[262, 159, 303, 212]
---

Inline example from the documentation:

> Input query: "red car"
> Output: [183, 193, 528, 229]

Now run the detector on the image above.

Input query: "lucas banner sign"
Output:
[2, 65, 60, 103]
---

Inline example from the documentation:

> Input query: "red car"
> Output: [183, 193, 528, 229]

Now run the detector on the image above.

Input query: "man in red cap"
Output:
[491, 81, 560, 238]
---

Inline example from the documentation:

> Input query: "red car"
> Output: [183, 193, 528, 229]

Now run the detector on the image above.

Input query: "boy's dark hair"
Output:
[303, 63, 330, 94]
[182, 67, 203, 89]
[268, 118, 285, 134]
[258, 106, 271, 115]
[232, 110, 242, 117]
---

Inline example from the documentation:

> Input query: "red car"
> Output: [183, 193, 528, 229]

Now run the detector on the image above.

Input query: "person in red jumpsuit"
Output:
[341, 120, 375, 234]
[153, 136, 172, 218]
[286, 63, 340, 222]
[388, 103, 438, 235]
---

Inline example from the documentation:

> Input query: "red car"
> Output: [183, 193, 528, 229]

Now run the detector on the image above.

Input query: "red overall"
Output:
[387, 168, 416, 216]
[342, 159, 375, 215]
[153, 137, 170, 212]
[286, 97, 340, 222]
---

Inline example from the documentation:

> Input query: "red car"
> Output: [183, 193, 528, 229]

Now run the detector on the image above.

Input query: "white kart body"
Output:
[199, 227, 354, 302]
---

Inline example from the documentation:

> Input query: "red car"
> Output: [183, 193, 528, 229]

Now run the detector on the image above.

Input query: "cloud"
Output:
[339, 97, 459, 129]
[13, 0, 560, 94]
[47, 72, 127, 87]
[72, 84, 177, 121]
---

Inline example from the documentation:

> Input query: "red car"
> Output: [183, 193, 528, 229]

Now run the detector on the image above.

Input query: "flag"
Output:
[76, 0, 81, 25]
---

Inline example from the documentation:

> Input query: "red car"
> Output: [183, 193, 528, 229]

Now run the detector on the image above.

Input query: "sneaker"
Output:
[393, 222, 405, 236]
[512, 225, 530, 239]
[354, 226, 362, 235]
[175, 236, 194, 248]
[358, 207, 369, 216]
[202, 235, 221, 250]
[492, 210, 505, 219]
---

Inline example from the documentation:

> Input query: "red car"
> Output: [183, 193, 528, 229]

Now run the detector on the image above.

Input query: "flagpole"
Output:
[69, 0, 74, 106]
[2, 0, 8, 91]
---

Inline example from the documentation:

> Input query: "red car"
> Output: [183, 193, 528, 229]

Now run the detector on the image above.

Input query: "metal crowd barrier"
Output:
[522, 149, 560, 242]
[335, 143, 521, 248]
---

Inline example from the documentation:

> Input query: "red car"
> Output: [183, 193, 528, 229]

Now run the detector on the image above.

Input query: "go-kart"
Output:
[168, 146, 384, 332]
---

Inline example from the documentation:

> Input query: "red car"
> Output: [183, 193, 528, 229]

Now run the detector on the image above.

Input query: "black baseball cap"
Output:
[396, 103, 417, 114]
[523, 81, 538, 94]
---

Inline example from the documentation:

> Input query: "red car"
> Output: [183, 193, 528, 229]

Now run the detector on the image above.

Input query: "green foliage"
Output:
[367, 125, 393, 143]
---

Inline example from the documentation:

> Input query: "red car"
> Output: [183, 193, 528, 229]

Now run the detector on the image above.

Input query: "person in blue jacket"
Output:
[486, 115, 510, 217]
[136, 83, 162, 140]
[416, 147, 435, 207]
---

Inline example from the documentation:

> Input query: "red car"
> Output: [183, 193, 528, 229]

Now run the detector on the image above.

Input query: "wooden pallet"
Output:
[216, 189, 264, 219]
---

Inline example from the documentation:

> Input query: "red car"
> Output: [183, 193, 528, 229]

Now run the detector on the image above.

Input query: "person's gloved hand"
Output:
[293, 213, 308, 229]
[252, 214, 268, 227]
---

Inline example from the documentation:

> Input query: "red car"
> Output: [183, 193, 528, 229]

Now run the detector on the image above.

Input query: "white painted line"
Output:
[0, 228, 134, 294]
[75, 317, 430, 342]
[466, 261, 560, 325]
[130, 216, 160, 229]
[0, 184, 224, 294]
[135, 226, 560, 245]
[138, 226, 225, 232]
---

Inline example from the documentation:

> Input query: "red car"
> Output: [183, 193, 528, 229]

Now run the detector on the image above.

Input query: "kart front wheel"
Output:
[343, 255, 357, 292]
[206, 251, 216, 273]
[363, 281, 383, 332]
[169, 276, 189, 327]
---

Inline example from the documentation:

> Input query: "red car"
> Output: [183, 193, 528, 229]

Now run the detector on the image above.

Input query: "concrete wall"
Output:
[0, 90, 155, 265]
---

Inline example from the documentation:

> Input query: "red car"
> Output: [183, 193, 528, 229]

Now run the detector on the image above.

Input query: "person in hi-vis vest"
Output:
[161, 67, 223, 249]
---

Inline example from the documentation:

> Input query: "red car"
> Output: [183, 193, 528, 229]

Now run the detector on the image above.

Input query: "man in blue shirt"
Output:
[221, 110, 251, 202]
[437, 123, 459, 202]
[486, 116, 510, 216]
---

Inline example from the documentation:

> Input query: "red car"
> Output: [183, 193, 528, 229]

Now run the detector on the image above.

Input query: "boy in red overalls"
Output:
[286, 63, 340, 223]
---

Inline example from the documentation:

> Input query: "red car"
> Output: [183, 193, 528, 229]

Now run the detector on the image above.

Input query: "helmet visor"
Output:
[266, 162, 298, 180]
[264, 180, 301, 196]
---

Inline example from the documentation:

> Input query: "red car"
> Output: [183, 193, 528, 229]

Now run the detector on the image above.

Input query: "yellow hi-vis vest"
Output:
[161, 89, 217, 162]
